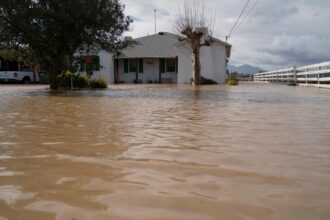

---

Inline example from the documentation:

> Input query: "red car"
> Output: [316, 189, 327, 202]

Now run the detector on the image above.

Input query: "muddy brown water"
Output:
[0, 83, 329, 220]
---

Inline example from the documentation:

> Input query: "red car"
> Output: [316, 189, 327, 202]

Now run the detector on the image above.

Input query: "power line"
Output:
[227, 0, 250, 40]
[233, 0, 260, 35]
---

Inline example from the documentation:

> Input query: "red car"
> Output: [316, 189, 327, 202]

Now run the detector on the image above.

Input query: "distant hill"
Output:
[228, 64, 265, 75]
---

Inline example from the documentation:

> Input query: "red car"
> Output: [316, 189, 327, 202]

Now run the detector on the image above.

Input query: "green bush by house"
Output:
[89, 78, 108, 89]
[201, 77, 218, 85]
[57, 72, 107, 89]
[227, 74, 239, 86]
[191, 77, 218, 85]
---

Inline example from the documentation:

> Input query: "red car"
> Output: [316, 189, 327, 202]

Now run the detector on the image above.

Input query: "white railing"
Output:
[254, 61, 330, 88]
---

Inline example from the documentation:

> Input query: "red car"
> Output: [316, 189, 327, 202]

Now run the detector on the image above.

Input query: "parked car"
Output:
[0, 71, 39, 84]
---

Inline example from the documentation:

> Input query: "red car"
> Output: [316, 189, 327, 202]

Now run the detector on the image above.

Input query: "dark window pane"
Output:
[94, 56, 100, 71]
[166, 58, 176, 72]
[160, 59, 165, 73]
[124, 59, 129, 73]
[139, 59, 144, 73]
[129, 59, 137, 72]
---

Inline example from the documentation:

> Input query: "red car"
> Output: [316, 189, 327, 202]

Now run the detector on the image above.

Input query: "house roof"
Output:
[116, 32, 232, 59]
[175, 36, 232, 58]
[116, 32, 181, 59]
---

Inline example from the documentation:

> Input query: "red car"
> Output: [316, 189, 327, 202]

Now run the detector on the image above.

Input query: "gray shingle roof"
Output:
[116, 32, 182, 59]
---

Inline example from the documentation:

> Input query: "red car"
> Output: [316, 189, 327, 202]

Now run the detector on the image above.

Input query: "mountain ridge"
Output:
[228, 64, 265, 75]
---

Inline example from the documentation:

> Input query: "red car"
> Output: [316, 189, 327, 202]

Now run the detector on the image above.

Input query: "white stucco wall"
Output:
[98, 50, 114, 84]
[177, 42, 228, 84]
[143, 58, 159, 83]
[200, 46, 214, 81]
[211, 44, 228, 84]
[177, 44, 193, 84]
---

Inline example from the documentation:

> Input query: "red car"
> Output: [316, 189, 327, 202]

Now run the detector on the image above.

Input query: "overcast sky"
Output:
[122, 0, 330, 71]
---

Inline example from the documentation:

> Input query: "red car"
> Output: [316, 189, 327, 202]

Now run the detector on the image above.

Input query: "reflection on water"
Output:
[0, 84, 330, 220]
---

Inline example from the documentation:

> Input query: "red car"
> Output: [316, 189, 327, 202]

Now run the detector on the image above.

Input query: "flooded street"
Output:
[0, 83, 329, 220]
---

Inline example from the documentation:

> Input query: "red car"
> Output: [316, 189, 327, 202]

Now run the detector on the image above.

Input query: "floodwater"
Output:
[0, 83, 329, 220]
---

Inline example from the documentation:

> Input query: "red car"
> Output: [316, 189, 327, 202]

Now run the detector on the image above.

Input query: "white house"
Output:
[79, 31, 231, 84]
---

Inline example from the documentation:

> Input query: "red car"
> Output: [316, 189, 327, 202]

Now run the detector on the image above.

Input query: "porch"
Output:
[114, 58, 178, 84]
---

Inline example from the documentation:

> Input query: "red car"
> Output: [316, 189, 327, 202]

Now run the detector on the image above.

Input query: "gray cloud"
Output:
[122, 0, 330, 70]
[257, 35, 330, 66]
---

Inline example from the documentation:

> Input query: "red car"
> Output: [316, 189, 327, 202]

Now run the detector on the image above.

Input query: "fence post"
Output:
[293, 66, 297, 85]
[318, 66, 321, 85]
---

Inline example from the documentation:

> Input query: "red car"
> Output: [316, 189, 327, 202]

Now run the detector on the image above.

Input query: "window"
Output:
[0, 59, 19, 71]
[138, 59, 144, 73]
[124, 59, 143, 73]
[160, 59, 165, 73]
[79, 56, 100, 72]
[129, 59, 137, 72]
[166, 58, 176, 72]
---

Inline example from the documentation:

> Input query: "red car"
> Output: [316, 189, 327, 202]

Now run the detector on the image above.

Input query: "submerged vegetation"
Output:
[57, 72, 107, 89]
[227, 74, 239, 86]
[89, 78, 108, 89]
[201, 77, 218, 85]
[191, 77, 218, 85]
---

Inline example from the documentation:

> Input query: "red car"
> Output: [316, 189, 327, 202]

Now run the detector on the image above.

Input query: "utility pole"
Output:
[154, 9, 157, 34]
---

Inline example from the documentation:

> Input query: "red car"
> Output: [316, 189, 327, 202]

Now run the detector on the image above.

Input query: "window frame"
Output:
[124, 59, 143, 73]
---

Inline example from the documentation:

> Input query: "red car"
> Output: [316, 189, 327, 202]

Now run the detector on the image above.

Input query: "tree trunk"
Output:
[48, 70, 59, 90]
[192, 47, 201, 85]
[48, 61, 63, 90]
[48, 55, 70, 90]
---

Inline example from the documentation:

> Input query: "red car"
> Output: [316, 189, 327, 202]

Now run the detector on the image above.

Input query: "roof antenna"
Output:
[154, 9, 157, 34]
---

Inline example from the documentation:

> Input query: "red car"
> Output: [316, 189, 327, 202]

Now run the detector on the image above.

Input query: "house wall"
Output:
[117, 58, 177, 84]
[211, 44, 228, 84]
[177, 44, 193, 84]
[200, 46, 215, 81]
[99, 50, 114, 84]
[78, 50, 114, 84]
[177, 43, 228, 84]
[143, 58, 159, 83]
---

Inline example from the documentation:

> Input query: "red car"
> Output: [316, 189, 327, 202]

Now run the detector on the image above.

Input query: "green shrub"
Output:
[57, 71, 107, 89]
[57, 71, 90, 89]
[201, 77, 218, 85]
[227, 79, 239, 86]
[90, 78, 107, 89]
[190, 76, 218, 85]
[226, 74, 239, 86]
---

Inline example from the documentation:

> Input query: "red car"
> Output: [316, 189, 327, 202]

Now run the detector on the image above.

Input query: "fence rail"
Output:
[254, 61, 330, 88]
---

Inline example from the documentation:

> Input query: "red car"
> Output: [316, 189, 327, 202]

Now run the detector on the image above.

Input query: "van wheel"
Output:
[22, 77, 31, 84]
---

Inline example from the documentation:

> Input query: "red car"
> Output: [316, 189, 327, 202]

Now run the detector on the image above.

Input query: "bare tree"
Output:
[171, 0, 216, 85]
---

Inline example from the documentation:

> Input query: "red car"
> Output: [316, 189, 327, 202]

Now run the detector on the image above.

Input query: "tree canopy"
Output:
[0, 0, 131, 89]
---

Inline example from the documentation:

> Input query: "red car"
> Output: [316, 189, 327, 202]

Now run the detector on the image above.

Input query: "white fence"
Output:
[254, 61, 330, 88]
